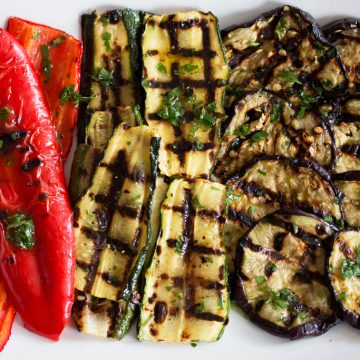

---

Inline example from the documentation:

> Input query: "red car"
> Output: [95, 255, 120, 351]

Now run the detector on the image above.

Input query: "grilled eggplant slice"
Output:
[138, 179, 229, 343]
[328, 230, 360, 328]
[73, 125, 159, 339]
[213, 90, 335, 180]
[323, 19, 360, 93]
[234, 210, 339, 339]
[222, 5, 347, 111]
[142, 11, 228, 178]
[333, 95, 360, 173]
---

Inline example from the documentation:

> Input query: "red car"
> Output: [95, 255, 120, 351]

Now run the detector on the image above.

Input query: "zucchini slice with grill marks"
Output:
[213, 90, 335, 181]
[78, 9, 143, 141]
[142, 11, 228, 178]
[234, 210, 339, 339]
[328, 229, 360, 329]
[323, 19, 360, 93]
[72, 125, 158, 339]
[72, 135, 167, 339]
[222, 5, 347, 111]
[138, 179, 229, 343]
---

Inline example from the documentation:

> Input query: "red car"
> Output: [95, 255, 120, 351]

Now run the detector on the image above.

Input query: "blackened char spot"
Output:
[21, 158, 41, 172]
[274, 232, 286, 251]
[154, 301, 168, 324]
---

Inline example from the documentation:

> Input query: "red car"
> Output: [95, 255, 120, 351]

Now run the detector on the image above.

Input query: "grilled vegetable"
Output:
[0, 280, 15, 351]
[333, 95, 360, 173]
[78, 9, 143, 142]
[328, 229, 360, 328]
[73, 125, 160, 338]
[142, 11, 228, 178]
[0, 29, 75, 340]
[233, 210, 339, 339]
[139, 179, 229, 343]
[222, 5, 347, 111]
[7, 17, 83, 160]
[323, 19, 360, 93]
[213, 90, 335, 180]
[69, 106, 138, 205]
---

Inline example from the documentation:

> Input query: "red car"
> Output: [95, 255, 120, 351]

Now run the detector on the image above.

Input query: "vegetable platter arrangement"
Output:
[1, 0, 360, 359]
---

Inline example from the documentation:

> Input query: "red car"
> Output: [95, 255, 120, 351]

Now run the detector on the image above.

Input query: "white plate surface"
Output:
[1, 0, 360, 358]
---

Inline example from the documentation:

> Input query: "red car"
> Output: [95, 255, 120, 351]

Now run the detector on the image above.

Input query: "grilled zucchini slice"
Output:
[73, 135, 162, 338]
[213, 90, 335, 180]
[323, 19, 360, 93]
[222, 5, 347, 110]
[139, 179, 229, 343]
[142, 11, 228, 178]
[328, 229, 360, 329]
[234, 210, 339, 339]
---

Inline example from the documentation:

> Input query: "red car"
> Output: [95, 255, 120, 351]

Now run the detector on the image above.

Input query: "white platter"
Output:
[1, 0, 360, 359]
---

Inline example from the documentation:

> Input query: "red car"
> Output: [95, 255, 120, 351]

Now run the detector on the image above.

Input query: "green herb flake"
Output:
[4, 213, 35, 250]
[156, 63, 167, 74]
[175, 63, 199, 76]
[299, 311, 308, 321]
[59, 85, 93, 106]
[204, 256, 213, 264]
[339, 291, 348, 303]
[250, 130, 268, 144]
[255, 275, 267, 285]
[233, 124, 251, 137]
[32, 30, 41, 39]
[320, 79, 333, 90]
[341, 257, 360, 280]
[247, 206, 255, 216]
[101, 32, 112, 51]
[0, 107, 11, 122]
[257, 169, 267, 176]
[218, 293, 224, 309]
[190, 341, 199, 348]
[192, 195, 204, 209]
[130, 194, 141, 203]
[41, 44, 51, 81]
[165, 285, 173, 292]
[323, 215, 333, 223]
[175, 235, 184, 255]
[134, 104, 145, 125]
[275, 17, 290, 41]
[270, 102, 282, 123]
[99, 16, 109, 26]
[93, 67, 112, 89]
[157, 87, 185, 127]
[278, 70, 302, 85]
[291, 224, 299, 235]
[196, 301, 205, 315]
[49, 34, 66, 47]
[225, 188, 241, 214]
[246, 41, 260, 47]
[197, 102, 217, 129]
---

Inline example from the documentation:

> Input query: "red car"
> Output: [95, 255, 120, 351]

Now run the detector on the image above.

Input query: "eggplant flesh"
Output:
[234, 211, 339, 339]
[328, 230, 360, 328]
[323, 19, 360, 93]
[222, 5, 347, 109]
[213, 90, 335, 181]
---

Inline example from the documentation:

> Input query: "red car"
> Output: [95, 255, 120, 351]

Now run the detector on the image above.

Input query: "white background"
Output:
[1, 0, 360, 358]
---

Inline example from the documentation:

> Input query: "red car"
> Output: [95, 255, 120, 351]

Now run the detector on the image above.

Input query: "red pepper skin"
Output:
[0, 280, 15, 351]
[0, 29, 75, 340]
[7, 17, 82, 160]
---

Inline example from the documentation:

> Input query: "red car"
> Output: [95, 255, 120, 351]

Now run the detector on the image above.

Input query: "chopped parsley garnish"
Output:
[93, 67, 112, 89]
[320, 108, 332, 117]
[270, 102, 282, 123]
[157, 87, 185, 126]
[204, 256, 213, 264]
[250, 130, 268, 144]
[101, 32, 112, 51]
[320, 79, 333, 90]
[32, 30, 41, 39]
[291, 224, 299, 235]
[175, 235, 184, 255]
[196, 301, 205, 315]
[296, 91, 318, 118]
[41, 35, 66, 82]
[190, 341, 199, 348]
[59, 85, 93, 106]
[174, 63, 199, 76]
[134, 104, 145, 125]
[130, 194, 141, 202]
[48, 35, 66, 47]
[218, 293, 224, 309]
[247, 206, 255, 215]
[323, 215, 333, 223]
[165, 285, 173, 292]
[255, 275, 267, 285]
[257, 169, 267, 176]
[339, 291, 348, 303]
[275, 17, 290, 41]
[4, 213, 35, 250]
[6, 159, 14, 166]
[192, 195, 204, 209]
[99, 16, 109, 26]
[233, 124, 251, 137]
[225, 188, 241, 214]
[156, 63, 167, 74]
[314, 41, 324, 57]
[0, 107, 11, 122]
[341, 246, 360, 280]
[246, 41, 260, 47]
[197, 102, 217, 129]
[278, 70, 302, 85]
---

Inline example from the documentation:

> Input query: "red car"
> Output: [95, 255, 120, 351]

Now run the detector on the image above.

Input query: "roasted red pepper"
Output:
[0, 279, 15, 351]
[0, 29, 75, 340]
[7, 17, 82, 160]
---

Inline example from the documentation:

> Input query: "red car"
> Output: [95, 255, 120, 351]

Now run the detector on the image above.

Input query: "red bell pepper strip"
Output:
[7, 17, 82, 160]
[0, 29, 75, 340]
[0, 279, 15, 351]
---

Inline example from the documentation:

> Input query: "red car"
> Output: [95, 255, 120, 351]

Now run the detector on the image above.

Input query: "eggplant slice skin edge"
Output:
[328, 229, 360, 328]
[233, 210, 341, 340]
